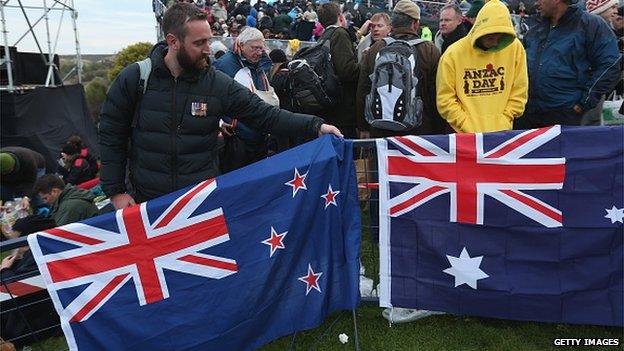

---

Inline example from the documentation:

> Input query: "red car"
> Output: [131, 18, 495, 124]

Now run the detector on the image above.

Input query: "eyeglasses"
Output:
[246, 44, 265, 52]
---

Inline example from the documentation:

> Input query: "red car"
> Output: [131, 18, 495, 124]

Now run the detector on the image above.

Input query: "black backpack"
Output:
[286, 27, 342, 114]
[365, 38, 425, 131]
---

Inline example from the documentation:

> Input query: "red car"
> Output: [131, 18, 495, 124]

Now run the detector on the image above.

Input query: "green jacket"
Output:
[50, 185, 99, 226]
[319, 26, 359, 131]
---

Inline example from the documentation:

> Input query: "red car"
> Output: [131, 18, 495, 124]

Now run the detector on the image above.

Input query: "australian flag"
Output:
[377, 125, 623, 326]
[28, 135, 361, 350]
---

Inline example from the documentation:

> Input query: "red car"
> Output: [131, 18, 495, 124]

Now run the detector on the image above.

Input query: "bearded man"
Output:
[99, 2, 342, 206]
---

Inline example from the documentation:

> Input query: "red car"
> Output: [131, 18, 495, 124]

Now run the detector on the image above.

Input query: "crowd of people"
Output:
[0, 136, 101, 281]
[124, 0, 622, 321]
[159, 0, 622, 42]
[2, 0, 622, 284]
[0, 0, 622, 339]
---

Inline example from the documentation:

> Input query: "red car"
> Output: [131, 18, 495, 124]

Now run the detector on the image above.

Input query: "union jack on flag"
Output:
[379, 125, 566, 227]
[31, 179, 237, 323]
[27, 135, 361, 351]
[377, 126, 624, 327]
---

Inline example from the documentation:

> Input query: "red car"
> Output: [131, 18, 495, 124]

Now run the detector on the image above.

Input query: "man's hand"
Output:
[219, 122, 235, 137]
[358, 20, 371, 37]
[0, 255, 17, 271]
[111, 193, 136, 210]
[318, 124, 343, 138]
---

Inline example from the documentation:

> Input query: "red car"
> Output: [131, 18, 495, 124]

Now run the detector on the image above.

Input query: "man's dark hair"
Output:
[441, 4, 462, 18]
[391, 12, 416, 29]
[161, 2, 208, 40]
[317, 2, 341, 28]
[33, 174, 65, 194]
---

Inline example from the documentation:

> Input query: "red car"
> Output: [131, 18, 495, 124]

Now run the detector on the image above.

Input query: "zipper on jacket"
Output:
[171, 78, 178, 192]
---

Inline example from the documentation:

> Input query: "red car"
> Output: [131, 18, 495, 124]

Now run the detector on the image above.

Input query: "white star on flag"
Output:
[604, 206, 624, 224]
[261, 227, 287, 257]
[443, 247, 489, 289]
[320, 184, 340, 209]
[298, 264, 323, 295]
[285, 168, 308, 197]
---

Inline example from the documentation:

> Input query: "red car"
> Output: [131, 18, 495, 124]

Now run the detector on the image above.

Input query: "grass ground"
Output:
[20, 203, 624, 350]
[26, 309, 624, 351]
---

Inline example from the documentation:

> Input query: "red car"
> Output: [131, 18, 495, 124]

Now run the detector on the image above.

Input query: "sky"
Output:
[3, 0, 157, 55]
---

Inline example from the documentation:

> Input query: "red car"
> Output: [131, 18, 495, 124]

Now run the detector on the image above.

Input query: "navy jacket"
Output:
[523, 6, 621, 114]
[213, 51, 273, 141]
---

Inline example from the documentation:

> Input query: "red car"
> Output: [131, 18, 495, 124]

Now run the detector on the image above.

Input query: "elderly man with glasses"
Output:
[213, 27, 281, 172]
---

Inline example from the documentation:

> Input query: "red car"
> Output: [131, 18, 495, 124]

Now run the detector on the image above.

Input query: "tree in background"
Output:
[107, 42, 153, 82]
[85, 77, 108, 124]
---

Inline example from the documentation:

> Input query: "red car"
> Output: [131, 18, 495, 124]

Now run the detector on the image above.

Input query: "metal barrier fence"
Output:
[0, 237, 62, 350]
[0, 139, 381, 350]
[210, 37, 316, 57]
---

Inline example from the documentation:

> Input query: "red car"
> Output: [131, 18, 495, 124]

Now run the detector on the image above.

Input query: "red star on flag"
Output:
[285, 168, 308, 197]
[321, 184, 340, 209]
[261, 227, 287, 257]
[298, 264, 323, 295]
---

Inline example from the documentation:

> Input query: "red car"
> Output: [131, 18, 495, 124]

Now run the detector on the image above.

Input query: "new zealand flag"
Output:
[377, 126, 623, 326]
[28, 136, 361, 350]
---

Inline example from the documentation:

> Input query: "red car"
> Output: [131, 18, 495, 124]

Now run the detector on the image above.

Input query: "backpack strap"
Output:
[132, 57, 152, 128]
[405, 38, 426, 47]
[319, 26, 339, 50]
[382, 37, 396, 45]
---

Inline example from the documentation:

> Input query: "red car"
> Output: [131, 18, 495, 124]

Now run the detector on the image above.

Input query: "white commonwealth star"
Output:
[443, 247, 489, 289]
[604, 206, 624, 224]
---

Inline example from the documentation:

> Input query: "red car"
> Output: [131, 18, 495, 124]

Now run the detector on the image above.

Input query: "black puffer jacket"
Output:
[99, 43, 323, 201]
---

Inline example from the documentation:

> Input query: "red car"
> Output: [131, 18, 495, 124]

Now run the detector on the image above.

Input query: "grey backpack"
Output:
[365, 38, 425, 131]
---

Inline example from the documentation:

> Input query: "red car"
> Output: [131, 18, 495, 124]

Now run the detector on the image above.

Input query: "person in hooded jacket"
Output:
[99, 3, 341, 208]
[436, 0, 528, 133]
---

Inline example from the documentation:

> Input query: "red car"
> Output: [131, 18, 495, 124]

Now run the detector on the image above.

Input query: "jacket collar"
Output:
[535, 5, 580, 28]
[444, 22, 469, 40]
[557, 5, 580, 26]
[235, 52, 261, 70]
[51, 185, 71, 212]
[391, 27, 419, 39]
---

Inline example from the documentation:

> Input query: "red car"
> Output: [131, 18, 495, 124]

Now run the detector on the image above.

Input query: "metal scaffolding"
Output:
[0, 0, 82, 92]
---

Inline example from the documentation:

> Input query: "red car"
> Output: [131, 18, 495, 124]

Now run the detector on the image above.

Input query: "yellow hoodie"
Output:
[436, 0, 528, 133]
